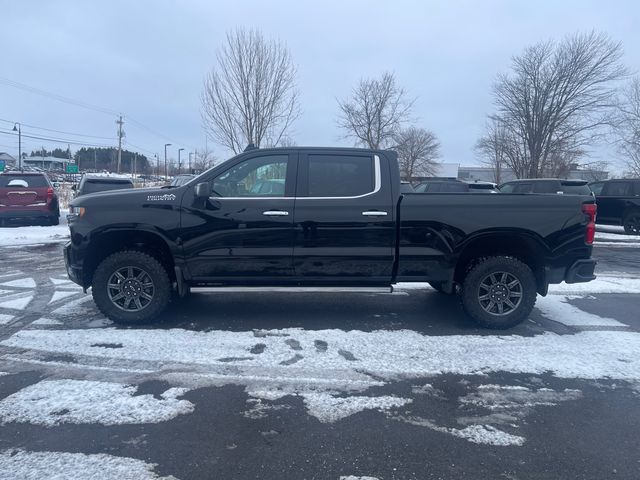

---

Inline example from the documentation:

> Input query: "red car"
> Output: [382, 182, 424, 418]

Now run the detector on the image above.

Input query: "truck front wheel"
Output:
[92, 250, 171, 324]
[461, 256, 536, 329]
[623, 210, 640, 235]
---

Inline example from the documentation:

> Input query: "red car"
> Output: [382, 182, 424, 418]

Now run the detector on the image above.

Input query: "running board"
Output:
[190, 286, 393, 294]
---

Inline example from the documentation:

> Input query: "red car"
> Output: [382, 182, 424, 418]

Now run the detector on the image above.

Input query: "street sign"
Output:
[66, 164, 79, 174]
[0, 160, 5, 172]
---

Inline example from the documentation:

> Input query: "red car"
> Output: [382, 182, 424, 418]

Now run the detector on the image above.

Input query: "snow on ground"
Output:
[395, 275, 640, 295]
[393, 415, 525, 446]
[0, 211, 69, 246]
[3, 326, 640, 386]
[0, 295, 33, 310]
[0, 379, 194, 427]
[595, 232, 640, 242]
[0, 277, 35, 288]
[0, 314, 13, 325]
[536, 295, 626, 327]
[300, 393, 412, 423]
[0, 449, 177, 480]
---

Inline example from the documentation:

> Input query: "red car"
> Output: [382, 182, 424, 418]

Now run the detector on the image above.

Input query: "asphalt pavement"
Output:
[0, 237, 639, 480]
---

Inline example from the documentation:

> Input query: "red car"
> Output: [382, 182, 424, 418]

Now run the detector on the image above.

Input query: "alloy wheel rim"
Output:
[477, 271, 523, 316]
[625, 215, 640, 234]
[107, 266, 155, 312]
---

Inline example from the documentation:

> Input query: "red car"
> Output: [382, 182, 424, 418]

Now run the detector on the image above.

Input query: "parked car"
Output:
[400, 181, 414, 193]
[74, 174, 134, 197]
[590, 179, 640, 234]
[169, 174, 195, 187]
[466, 181, 500, 193]
[414, 179, 470, 193]
[0, 171, 60, 225]
[498, 179, 592, 195]
[66, 146, 597, 329]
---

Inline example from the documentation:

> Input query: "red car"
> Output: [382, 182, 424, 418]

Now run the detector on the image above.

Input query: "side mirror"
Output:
[195, 182, 211, 198]
[71, 184, 77, 191]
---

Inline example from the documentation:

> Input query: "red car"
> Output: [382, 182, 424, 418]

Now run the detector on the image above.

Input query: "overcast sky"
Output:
[1, 0, 638, 171]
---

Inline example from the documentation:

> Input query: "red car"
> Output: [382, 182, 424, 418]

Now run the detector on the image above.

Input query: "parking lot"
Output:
[0, 227, 638, 480]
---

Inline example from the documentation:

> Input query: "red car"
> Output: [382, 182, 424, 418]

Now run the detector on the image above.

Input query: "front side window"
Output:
[307, 155, 373, 197]
[212, 155, 288, 197]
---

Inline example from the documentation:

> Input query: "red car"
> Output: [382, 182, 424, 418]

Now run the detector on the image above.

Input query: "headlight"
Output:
[69, 206, 86, 217]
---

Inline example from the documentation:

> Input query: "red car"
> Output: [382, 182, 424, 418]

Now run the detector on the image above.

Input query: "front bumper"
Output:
[64, 242, 84, 287]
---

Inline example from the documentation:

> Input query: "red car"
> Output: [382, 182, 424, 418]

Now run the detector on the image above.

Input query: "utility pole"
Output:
[178, 148, 184, 175]
[94, 149, 97, 171]
[164, 144, 171, 180]
[116, 115, 124, 173]
[12, 123, 21, 170]
[132, 153, 137, 179]
[154, 154, 159, 178]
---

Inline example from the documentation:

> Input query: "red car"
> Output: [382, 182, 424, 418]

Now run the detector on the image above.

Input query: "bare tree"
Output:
[613, 77, 640, 176]
[337, 72, 414, 149]
[475, 117, 511, 183]
[490, 31, 627, 178]
[201, 28, 300, 154]
[193, 146, 217, 172]
[394, 127, 440, 180]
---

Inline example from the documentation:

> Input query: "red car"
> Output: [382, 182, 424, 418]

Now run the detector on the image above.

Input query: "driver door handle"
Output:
[263, 210, 289, 216]
[361, 211, 388, 216]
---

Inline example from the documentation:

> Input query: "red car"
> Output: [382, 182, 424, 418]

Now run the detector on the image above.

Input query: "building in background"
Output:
[458, 164, 609, 183]
[22, 156, 66, 171]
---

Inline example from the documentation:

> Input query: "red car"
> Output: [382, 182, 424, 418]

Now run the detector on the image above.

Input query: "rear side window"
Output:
[307, 155, 374, 197]
[414, 183, 430, 193]
[602, 181, 632, 196]
[0, 175, 48, 188]
[560, 182, 591, 195]
[82, 180, 133, 194]
[634, 181, 640, 195]
[500, 182, 532, 193]
[441, 182, 468, 192]
[532, 181, 558, 194]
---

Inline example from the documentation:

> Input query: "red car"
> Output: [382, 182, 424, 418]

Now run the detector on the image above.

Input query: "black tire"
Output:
[623, 210, 640, 235]
[92, 250, 171, 324]
[461, 256, 537, 329]
[49, 215, 60, 226]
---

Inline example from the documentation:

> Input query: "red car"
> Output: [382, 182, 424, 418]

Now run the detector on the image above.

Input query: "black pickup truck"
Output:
[65, 147, 597, 329]
[589, 179, 640, 234]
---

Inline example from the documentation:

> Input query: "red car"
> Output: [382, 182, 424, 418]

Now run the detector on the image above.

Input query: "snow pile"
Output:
[0, 379, 194, 426]
[0, 449, 178, 480]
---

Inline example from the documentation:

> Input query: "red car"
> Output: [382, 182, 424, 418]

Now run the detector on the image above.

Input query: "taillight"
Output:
[46, 187, 54, 203]
[582, 203, 597, 245]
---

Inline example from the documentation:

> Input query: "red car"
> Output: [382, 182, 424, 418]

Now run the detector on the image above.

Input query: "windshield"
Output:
[81, 179, 132, 194]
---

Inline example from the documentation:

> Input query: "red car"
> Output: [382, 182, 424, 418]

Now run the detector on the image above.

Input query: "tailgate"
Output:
[4, 189, 40, 206]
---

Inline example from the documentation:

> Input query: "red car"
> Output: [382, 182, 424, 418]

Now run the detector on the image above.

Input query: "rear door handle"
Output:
[362, 211, 388, 216]
[263, 210, 289, 216]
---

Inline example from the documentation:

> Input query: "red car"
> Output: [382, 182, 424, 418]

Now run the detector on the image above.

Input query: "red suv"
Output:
[0, 171, 60, 226]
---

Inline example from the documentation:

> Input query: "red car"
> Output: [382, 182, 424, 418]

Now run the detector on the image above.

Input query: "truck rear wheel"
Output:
[623, 210, 640, 235]
[461, 256, 536, 329]
[92, 250, 171, 324]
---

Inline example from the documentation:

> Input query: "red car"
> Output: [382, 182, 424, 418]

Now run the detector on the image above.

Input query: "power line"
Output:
[0, 129, 113, 148]
[0, 76, 119, 116]
[0, 118, 113, 140]
[0, 76, 194, 149]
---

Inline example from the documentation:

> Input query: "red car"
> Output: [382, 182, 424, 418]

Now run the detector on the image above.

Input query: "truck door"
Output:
[292, 151, 395, 283]
[180, 152, 297, 281]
